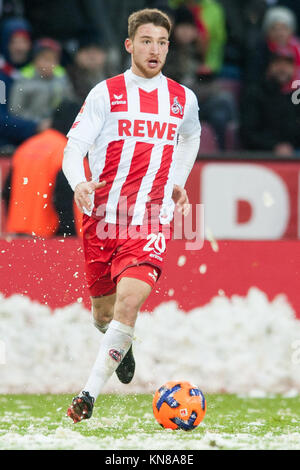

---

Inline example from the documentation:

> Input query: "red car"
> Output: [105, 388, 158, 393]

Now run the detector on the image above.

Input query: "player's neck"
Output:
[128, 68, 162, 88]
[129, 66, 162, 82]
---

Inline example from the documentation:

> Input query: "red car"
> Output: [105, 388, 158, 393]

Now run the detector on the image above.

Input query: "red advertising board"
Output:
[184, 159, 300, 240]
[0, 238, 299, 317]
[1, 157, 300, 240]
[0, 157, 299, 317]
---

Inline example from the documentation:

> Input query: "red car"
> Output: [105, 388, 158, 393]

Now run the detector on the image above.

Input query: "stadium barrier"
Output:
[0, 156, 299, 316]
[0, 237, 298, 317]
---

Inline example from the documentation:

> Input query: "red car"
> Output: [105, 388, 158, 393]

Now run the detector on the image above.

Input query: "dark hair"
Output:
[128, 8, 172, 39]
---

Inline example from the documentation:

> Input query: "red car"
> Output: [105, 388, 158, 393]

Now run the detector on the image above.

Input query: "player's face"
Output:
[125, 23, 169, 78]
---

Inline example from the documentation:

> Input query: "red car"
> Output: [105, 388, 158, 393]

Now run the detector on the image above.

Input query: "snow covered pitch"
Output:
[1, 288, 300, 449]
[0, 394, 300, 450]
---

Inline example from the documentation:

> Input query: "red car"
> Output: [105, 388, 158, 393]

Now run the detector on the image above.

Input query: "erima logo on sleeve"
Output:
[112, 93, 127, 106]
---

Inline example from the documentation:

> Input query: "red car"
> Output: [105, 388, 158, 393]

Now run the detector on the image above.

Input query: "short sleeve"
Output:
[178, 89, 201, 138]
[67, 82, 107, 145]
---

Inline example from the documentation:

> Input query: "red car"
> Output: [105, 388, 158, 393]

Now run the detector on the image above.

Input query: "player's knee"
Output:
[116, 292, 142, 316]
[92, 304, 112, 325]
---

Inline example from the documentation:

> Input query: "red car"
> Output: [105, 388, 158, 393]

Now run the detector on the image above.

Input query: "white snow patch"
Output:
[1, 427, 300, 450]
[0, 288, 300, 394]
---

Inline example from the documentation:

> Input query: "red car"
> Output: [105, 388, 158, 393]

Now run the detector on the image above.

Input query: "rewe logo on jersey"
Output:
[118, 119, 178, 141]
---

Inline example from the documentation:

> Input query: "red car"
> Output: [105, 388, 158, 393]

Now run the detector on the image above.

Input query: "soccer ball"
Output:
[152, 381, 206, 431]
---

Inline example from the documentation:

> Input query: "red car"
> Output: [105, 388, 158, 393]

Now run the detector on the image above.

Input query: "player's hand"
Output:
[74, 180, 106, 213]
[172, 184, 190, 216]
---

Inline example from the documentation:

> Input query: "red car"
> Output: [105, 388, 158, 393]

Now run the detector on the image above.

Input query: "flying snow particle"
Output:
[199, 264, 207, 274]
[206, 228, 219, 253]
[177, 255, 186, 267]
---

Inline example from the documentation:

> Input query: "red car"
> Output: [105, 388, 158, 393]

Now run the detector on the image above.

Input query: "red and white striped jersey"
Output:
[67, 69, 200, 225]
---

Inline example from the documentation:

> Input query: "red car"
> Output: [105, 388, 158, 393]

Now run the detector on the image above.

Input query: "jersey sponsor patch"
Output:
[106, 74, 128, 112]
[167, 78, 186, 119]
[118, 119, 177, 141]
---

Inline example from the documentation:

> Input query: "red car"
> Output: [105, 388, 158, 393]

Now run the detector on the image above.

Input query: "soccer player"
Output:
[63, 8, 201, 423]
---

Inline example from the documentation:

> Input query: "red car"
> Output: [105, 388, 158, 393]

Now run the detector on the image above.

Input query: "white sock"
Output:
[83, 320, 134, 400]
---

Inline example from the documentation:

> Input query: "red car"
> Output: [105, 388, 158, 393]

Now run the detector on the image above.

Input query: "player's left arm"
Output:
[172, 90, 201, 215]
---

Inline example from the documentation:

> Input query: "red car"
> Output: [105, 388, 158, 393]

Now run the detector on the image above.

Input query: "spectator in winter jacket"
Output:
[0, 17, 46, 149]
[240, 52, 300, 156]
[9, 38, 73, 122]
[263, 7, 300, 65]
[164, 6, 236, 150]
[272, 1, 300, 33]
[4, 101, 82, 238]
[218, 0, 267, 76]
[247, 6, 300, 82]
[168, 0, 227, 74]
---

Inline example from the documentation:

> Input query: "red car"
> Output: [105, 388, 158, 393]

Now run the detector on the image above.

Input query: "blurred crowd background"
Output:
[1, 0, 300, 237]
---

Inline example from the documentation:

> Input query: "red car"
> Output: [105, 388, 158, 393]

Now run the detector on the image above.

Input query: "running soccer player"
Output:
[63, 8, 201, 423]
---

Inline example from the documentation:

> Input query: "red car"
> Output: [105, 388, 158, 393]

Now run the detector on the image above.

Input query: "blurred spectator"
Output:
[164, 6, 236, 150]
[168, 0, 227, 74]
[240, 52, 300, 156]
[9, 38, 73, 122]
[0, 17, 44, 150]
[0, 16, 31, 68]
[164, 7, 200, 84]
[4, 101, 81, 238]
[263, 7, 300, 63]
[219, 0, 268, 77]
[248, 6, 300, 82]
[273, 1, 300, 32]
[67, 37, 114, 104]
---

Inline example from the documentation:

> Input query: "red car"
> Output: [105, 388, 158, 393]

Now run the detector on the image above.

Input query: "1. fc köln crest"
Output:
[171, 96, 183, 116]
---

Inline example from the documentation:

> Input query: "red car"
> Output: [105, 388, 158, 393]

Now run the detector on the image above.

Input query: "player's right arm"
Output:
[62, 83, 108, 213]
[63, 138, 106, 213]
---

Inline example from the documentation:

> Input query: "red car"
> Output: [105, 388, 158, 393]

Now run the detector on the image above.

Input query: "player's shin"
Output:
[93, 320, 109, 334]
[83, 320, 134, 400]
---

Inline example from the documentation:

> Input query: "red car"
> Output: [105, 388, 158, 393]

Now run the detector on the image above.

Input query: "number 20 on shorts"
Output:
[143, 233, 166, 254]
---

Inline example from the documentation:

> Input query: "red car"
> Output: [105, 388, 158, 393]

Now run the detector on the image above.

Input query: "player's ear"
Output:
[125, 38, 133, 54]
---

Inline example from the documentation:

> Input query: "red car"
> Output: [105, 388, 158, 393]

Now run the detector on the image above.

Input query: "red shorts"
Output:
[82, 215, 172, 297]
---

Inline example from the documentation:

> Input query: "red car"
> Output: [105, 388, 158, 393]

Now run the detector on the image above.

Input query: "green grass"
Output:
[0, 394, 300, 450]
